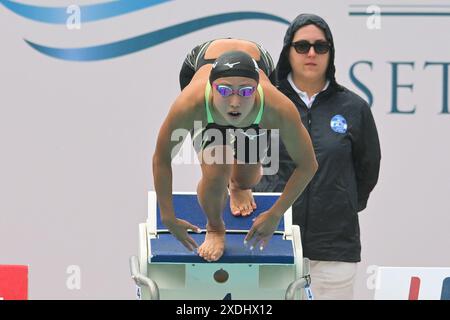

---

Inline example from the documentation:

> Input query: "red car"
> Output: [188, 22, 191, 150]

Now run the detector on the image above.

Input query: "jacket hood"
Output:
[276, 13, 338, 88]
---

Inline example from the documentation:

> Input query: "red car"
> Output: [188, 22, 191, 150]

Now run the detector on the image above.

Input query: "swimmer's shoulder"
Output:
[259, 80, 298, 129]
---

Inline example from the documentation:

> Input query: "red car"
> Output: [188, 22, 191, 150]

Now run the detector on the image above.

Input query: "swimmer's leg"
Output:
[229, 161, 262, 216]
[196, 145, 233, 262]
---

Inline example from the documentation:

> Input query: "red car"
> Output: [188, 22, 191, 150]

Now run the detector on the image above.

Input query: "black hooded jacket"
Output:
[255, 14, 381, 262]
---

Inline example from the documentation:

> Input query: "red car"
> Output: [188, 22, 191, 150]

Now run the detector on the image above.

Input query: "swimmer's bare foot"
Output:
[229, 183, 257, 217]
[198, 224, 226, 262]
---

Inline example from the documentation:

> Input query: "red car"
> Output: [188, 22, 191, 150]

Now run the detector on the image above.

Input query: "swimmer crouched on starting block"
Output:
[152, 39, 318, 262]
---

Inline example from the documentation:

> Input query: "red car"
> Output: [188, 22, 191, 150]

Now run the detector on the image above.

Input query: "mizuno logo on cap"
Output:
[224, 62, 240, 69]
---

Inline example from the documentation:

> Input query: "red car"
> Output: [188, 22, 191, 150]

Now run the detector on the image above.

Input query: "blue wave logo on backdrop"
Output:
[349, 3, 450, 16]
[0, 0, 172, 24]
[0, 0, 290, 61]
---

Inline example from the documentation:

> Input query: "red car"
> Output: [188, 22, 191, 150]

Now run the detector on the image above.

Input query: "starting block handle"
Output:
[285, 278, 308, 300]
[129, 256, 160, 300]
[285, 258, 312, 300]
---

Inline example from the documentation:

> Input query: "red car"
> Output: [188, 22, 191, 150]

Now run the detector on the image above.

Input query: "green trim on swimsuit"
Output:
[253, 84, 264, 125]
[205, 82, 215, 124]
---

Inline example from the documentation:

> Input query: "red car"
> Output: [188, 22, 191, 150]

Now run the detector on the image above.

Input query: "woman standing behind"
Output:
[255, 14, 381, 299]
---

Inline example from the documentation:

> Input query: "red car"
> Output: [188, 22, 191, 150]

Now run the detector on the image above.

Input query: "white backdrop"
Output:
[1, 0, 449, 299]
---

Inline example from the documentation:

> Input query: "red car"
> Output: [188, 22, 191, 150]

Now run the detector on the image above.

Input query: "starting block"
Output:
[130, 192, 311, 300]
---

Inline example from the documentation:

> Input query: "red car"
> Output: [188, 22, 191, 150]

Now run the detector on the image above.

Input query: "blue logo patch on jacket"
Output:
[330, 115, 347, 134]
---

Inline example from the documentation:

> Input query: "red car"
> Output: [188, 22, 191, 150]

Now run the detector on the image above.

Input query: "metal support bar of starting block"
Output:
[285, 258, 312, 300]
[129, 256, 160, 300]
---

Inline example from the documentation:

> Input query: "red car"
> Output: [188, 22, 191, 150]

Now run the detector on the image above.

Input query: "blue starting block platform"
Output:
[130, 192, 311, 300]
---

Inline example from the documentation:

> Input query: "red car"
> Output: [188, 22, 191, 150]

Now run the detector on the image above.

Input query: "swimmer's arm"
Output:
[152, 93, 198, 224]
[267, 98, 318, 218]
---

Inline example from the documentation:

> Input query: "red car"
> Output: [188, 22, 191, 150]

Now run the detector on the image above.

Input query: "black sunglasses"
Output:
[291, 40, 331, 54]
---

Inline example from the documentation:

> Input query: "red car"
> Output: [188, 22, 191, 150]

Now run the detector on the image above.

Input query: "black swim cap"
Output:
[209, 51, 260, 84]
